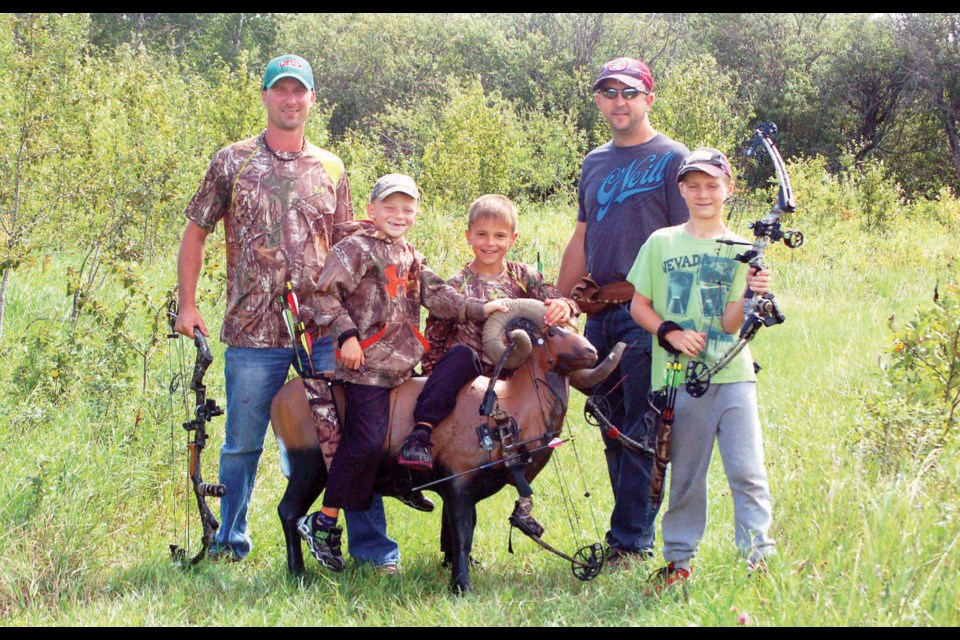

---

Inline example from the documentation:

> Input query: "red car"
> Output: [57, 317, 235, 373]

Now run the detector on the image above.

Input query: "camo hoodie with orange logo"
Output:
[310, 220, 486, 387]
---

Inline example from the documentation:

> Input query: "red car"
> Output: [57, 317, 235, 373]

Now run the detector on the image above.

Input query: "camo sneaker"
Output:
[508, 496, 545, 538]
[296, 514, 345, 572]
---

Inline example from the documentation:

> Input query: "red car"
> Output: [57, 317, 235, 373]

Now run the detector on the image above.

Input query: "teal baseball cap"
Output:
[262, 54, 314, 91]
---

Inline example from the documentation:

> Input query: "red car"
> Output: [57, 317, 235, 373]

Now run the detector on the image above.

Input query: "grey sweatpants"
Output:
[661, 381, 775, 568]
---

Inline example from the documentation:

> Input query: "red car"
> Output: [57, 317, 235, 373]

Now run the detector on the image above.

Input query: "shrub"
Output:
[855, 282, 960, 470]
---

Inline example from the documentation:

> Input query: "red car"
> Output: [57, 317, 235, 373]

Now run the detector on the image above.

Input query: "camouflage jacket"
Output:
[420, 261, 579, 378]
[184, 132, 352, 347]
[311, 220, 486, 387]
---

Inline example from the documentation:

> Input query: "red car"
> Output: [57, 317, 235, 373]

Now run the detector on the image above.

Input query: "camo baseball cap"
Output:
[592, 57, 654, 93]
[677, 147, 733, 182]
[262, 54, 314, 91]
[370, 173, 420, 202]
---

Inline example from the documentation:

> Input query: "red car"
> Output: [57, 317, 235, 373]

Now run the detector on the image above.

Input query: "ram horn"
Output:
[482, 299, 547, 370]
[568, 341, 626, 391]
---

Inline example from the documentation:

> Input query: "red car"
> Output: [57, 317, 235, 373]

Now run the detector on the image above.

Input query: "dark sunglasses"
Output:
[596, 87, 649, 100]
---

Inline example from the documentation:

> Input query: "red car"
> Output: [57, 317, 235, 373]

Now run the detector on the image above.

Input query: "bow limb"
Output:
[751, 122, 796, 216]
[186, 436, 221, 564]
[583, 395, 656, 459]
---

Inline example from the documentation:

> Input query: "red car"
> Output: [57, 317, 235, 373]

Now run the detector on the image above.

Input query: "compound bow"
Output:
[683, 122, 804, 397]
[168, 300, 225, 565]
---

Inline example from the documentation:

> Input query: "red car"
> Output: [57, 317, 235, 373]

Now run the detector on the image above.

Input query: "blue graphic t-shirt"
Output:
[627, 225, 755, 391]
[577, 133, 690, 287]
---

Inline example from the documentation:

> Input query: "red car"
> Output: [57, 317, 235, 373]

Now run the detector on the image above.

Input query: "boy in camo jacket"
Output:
[295, 174, 507, 572]
[420, 194, 580, 382]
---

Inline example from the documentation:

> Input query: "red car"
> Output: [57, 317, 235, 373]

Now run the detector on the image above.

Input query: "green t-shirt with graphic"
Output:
[627, 224, 755, 391]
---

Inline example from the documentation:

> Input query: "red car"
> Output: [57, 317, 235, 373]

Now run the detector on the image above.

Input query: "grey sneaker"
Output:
[296, 514, 345, 573]
[398, 433, 433, 470]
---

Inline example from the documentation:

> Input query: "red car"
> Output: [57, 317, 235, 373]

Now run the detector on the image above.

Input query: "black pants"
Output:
[323, 382, 391, 511]
[324, 345, 482, 511]
[414, 345, 482, 426]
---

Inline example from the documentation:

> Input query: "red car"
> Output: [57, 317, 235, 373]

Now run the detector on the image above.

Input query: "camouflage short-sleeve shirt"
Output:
[420, 261, 578, 377]
[184, 132, 352, 347]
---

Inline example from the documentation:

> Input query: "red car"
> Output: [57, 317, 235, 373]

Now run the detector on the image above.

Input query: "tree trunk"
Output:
[0, 268, 9, 340]
[232, 13, 245, 63]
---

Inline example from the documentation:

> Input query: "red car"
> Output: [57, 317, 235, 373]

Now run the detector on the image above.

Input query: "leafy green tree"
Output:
[0, 13, 90, 339]
[336, 96, 442, 201]
[684, 14, 852, 157]
[511, 106, 585, 201]
[88, 13, 278, 73]
[644, 54, 753, 156]
[857, 281, 960, 469]
[275, 13, 457, 137]
[892, 14, 960, 193]
[820, 15, 911, 164]
[58, 46, 204, 322]
[420, 78, 524, 207]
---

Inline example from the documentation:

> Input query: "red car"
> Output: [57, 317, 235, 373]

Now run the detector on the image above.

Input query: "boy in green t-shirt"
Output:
[626, 147, 776, 591]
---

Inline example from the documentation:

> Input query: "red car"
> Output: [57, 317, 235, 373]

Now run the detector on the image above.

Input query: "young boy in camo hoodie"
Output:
[296, 174, 506, 572]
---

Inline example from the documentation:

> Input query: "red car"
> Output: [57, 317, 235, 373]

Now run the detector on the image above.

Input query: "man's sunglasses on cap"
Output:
[596, 87, 650, 100]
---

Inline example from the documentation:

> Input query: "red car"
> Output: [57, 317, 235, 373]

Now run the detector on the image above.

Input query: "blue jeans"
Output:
[584, 304, 658, 553]
[212, 336, 399, 566]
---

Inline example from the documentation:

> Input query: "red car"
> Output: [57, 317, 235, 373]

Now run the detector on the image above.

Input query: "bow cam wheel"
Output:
[584, 395, 611, 427]
[684, 361, 711, 398]
[571, 543, 605, 581]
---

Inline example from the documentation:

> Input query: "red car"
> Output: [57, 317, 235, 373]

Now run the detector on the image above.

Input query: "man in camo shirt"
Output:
[174, 54, 401, 567]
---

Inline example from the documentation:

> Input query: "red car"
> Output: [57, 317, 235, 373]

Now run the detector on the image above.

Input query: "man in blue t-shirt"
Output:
[558, 57, 690, 570]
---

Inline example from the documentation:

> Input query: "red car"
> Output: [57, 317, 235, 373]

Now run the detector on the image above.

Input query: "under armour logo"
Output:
[384, 264, 406, 297]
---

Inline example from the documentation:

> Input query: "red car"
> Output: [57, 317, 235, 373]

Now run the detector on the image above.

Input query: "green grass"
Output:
[0, 207, 958, 626]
